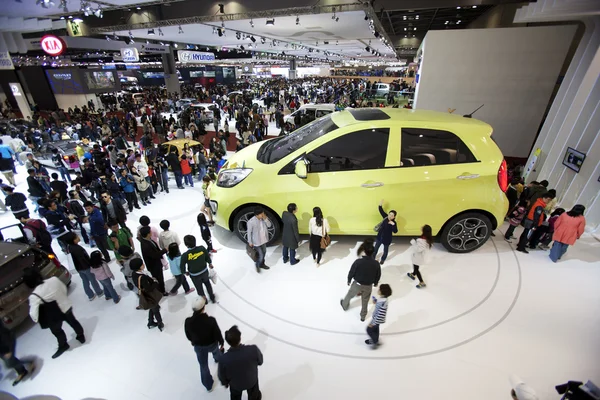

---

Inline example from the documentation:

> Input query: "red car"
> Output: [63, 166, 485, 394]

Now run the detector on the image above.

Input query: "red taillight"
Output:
[498, 159, 508, 192]
[48, 254, 61, 268]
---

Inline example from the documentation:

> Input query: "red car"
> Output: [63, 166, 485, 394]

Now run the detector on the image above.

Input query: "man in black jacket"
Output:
[65, 232, 104, 301]
[99, 191, 127, 228]
[166, 150, 184, 189]
[218, 325, 263, 400]
[26, 168, 47, 213]
[185, 297, 224, 392]
[138, 226, 168, 295]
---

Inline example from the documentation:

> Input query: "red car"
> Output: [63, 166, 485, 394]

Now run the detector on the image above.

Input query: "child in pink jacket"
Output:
[90, 250, 121, 304]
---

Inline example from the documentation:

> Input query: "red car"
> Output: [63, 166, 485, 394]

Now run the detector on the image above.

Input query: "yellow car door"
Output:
[273, 126, 399, 235]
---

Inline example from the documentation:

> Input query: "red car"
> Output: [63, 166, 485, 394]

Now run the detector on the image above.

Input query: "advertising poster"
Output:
[45, 69, 85, 94]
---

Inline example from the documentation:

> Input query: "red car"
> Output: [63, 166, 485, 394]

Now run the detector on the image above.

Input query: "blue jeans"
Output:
[194, 343, 222, 391]
[549, 241, 569, 262]
[79, 268, 103, 299]
[174, 171, 183, 188]
[282, 246, 297, 264]
[373, 240, 389, 262]
[183, 173, 194, 186]
[30, 196, 41, 213]
[255, 244, 266, 268]
[197, 166, 207, 181]
[160, 168, 169, 190]
[99, 278, 119, 302]
[58, 166, 71, 182]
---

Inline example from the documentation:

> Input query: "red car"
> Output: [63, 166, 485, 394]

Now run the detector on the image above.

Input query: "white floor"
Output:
[1, 164, 599, 400]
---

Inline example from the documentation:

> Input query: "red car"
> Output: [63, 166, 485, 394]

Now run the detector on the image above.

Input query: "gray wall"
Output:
[414, 25, 576, 158]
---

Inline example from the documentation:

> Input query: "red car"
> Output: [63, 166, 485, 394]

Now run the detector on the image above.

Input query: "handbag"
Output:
[209, 268, 218, 285]
[32, 293, 64, 330]
[320, 223, 331, 249]
[374, 219, 384, 233]
[246, 244, 258, 262]
[137, 276, 163, 310]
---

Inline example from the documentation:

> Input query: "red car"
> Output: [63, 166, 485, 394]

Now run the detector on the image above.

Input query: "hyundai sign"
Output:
[177, 50, 215, 63]
[120, 47, 139, 63]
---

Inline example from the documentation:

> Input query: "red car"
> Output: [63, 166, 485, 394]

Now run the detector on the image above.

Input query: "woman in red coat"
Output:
[549, 205, 585, 262]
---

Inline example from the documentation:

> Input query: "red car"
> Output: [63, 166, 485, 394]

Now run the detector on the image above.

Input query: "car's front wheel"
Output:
[440, 213, 492, 253]
[233, 206, 281, 246]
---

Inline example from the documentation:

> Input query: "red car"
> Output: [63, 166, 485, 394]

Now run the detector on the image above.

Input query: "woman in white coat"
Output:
[24, 267, 85, 359]
[309, 206, 330, 267]
[407, 225, 433, 289]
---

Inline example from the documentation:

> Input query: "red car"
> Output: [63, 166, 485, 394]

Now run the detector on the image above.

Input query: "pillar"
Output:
[289, 59, 297, 80]
[162, 51, 180, 95]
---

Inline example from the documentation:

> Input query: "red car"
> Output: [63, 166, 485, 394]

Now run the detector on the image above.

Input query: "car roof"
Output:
[331, 108, 492, 133]
[0, 242, 30, 263]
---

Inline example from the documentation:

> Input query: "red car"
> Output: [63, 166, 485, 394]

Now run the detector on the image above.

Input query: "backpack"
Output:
[24, 219, 53, 249]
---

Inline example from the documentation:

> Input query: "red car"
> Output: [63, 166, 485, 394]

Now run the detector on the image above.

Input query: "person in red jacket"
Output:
[549, 205, 585, 262]
[181, 154, 194, 187]
[516, 192, 554, 254]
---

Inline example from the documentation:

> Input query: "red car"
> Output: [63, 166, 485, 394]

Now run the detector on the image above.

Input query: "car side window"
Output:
[400, 128, 477, 167]
[305, 128, 390, 173]
[316, 110, 331, 118]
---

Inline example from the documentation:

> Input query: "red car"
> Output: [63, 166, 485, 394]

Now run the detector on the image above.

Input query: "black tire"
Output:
[440, 212, 492, 253]
[232, 206, 281, 246]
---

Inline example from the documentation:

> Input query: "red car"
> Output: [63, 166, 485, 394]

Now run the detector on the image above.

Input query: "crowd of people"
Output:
[330, 68, 413, 78]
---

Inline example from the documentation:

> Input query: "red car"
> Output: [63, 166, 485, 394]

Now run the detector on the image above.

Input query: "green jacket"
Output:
[180, 245, 212, 276]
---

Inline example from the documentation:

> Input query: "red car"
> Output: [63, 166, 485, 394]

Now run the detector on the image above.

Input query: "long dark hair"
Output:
[357, 238, 375, 257]
[197, 212, 208, 228]
[313, 206, 323, 227]
[567, 204, 585, 217]
[168, 242, 181, 260]
[421, 225, 434, 248]
[90, 250, 104, 268]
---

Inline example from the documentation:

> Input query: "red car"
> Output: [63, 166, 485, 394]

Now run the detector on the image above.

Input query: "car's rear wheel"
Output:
[440, 213, 492, 253]
[233, 206, 281, 246]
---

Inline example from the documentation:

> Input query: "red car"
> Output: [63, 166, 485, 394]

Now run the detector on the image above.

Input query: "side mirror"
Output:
[294, 159, 308, 179]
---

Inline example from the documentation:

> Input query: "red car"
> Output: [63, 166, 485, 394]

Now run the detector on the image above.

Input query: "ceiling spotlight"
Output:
[457, 6, 461, 9]
[261, 37, 266, 44]
[218, 3, 224, 13]
[472, 5, 477, 8]
[374, 31, 380, 38]
[221, 19, 225, 28]
[332, 7, 336, 19]
[129, 38, 135, 44]
[73, 17, 83, 22]
[365, 46, 370, 52]
[217, 28, 224, 37]
[250, 19, 254, 27]
[240, 45, 245, 51]
[266, 19, 275, 26]
[212, 27, 217, 35]
[158, 28, 164, 36]
[296, 16, 300, 25]
[105, 35, 111, 41]
[173, 43, 178, 48]
[414, 27, 417, 30]
[404, 27, 407, 31]
[178, 25, 184, 34]
[457, 20, 461, 24]
[113, 32, 118, 40]
[336, 40, 339, 45]
[59, 0, 67, 12]
[250, 36, 256, 43]
[60, 16, 65, 19]
[148, 28, 155, 35]
[136, 6, 141, 10]
[160, 41, 165, 45]
[236, 32, 241, 40]
[364, 14, 369, 21]
[416, 15, 419, 19]
[93, 5, 103, 18]
[445, 20, 449, 24]
[335, 16, 339, 22]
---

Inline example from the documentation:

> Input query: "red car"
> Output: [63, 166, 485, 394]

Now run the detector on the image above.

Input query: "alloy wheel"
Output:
[446, 217, 489, 252]
[236, 211, 276, 243]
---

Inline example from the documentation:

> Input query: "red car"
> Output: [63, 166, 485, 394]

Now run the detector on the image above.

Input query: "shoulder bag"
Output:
[374, 219, 384, 233]
[32, 293, 64, 329]
[137, 275, 163, 310]
[320, 223, 331, 249]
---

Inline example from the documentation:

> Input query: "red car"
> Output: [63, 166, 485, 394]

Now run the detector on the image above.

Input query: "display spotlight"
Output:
[129, 37, 135, 44]
[364, 14, 368, 21]
[93, 6, 103, 18]
[178, 25, 184, 34]
[113, 32, 118, 40]
[212, 27, 217, 34]
[365, 46, 370, 52]
[128, 30, 134, 38]
[148, 28, 155, 35]
[332, 7, 336, 19]
[260, 37, 266, 44]
[146, 39, 150, 44]
[250, 36, 256, 43]
[217, 28, 224, 37]
[236, 32, 241, 40]
[250, 19, 254, 28]
[59, 0, 67, 12]
[158, 28, 164, 36]
[105, 35, 111, 41]
[240, 45, 245, 50]
[296, 16, 300, 25]
[374, 31, 380, 38]
[218, 3, 224, 13]
[173, 43, 178, 48]
[266, 19, 275, 26]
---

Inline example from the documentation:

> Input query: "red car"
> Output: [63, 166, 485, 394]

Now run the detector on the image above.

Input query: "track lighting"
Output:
[158, 28, 164, 36]
[93, 5, 102, 18]
[374, 31, 380, 38]
[217, 28, 224, 37]
[365, 46, 370, 52]
[250, 36, 256, 43]
[178, 25, 184, 34]
[59, 0, 67, 12]
[296, 16, 300, 25]
[250, 19, 254, 28]
[148, 28, 155, 35]
[236, 32, 241, 40]
[266, 19, 275, 26]
[113, 32, 118, 40]
[105, 35, 111, 41]
[218, 3, 224, 13]
[261, 37, 266, 44]
[212, 27, 217, 35]
[240, 45, 245, 51]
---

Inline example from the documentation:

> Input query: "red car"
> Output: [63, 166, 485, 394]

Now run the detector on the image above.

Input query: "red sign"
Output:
[40, 35, 66, 56]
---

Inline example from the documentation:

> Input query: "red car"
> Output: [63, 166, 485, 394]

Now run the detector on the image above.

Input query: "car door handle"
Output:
[456, 174, 480, 180]
[361, 182, 384, 188]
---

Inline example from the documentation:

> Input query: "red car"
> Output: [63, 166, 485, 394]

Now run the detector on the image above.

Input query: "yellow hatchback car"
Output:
[210, 108, 508, 253]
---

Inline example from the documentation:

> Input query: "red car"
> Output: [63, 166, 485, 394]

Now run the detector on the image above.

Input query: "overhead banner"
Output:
[121, 47, 139, 62]
[139, 43, 170, 54]
[0, 52, 14, 70]
[177, 50, 215, 63]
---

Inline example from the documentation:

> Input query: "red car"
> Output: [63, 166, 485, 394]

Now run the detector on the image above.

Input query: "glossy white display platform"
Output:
[0, 163, 598, 400]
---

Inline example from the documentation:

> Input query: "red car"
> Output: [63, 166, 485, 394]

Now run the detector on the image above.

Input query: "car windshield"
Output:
[257, 115, 338, 164]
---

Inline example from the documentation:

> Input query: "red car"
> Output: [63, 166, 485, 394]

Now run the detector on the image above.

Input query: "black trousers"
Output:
[148, 266, 166, 294]
[91, 235, 111, 262]
[528, 225, 549, 248]
[230, 382, 261, 400]
[412, 264, 424, 283]
[170, 274, 190, 294]
[124, 191, 139, 210]
[190, 274, 215, 301]
[1, 341, 27, 375]
[148, 305, 162, 325]
[517, 228, 532, 250]
[49, 309, 84, 348]
[204, 237, 213, 252]
[504, 224, 518, 240]
[310, 234, 324, 263]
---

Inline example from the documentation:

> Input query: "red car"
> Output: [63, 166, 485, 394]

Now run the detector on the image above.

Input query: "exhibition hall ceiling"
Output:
[0, 0, 168, 19]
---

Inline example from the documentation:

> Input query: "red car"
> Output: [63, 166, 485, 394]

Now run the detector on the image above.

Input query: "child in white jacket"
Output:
[407, 225, 433, 289]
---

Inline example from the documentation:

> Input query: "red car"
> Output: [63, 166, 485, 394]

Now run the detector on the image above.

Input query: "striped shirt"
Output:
[371, 298, 388, 325]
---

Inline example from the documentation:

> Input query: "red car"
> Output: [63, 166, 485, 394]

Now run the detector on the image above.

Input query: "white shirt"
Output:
[133, 159, 149, 178]
[28, 277, 72, 323]
[309, 217, 330, 236]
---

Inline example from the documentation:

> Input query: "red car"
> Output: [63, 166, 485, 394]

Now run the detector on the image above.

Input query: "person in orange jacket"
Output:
[516, 192, 554, 253]
[181, 154, 194, 187]
[549, 205, 586, 262]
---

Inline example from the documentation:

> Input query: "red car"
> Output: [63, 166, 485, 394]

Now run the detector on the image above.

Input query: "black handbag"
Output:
[246, 244, 258, 262]
[137, 276, 163, 310]
[32, 293, 64, 330]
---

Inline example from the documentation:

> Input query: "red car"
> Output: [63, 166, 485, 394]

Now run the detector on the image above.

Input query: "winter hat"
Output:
[191, 297, 206, 311]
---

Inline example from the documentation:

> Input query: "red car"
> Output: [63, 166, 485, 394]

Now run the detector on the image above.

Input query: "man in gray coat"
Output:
[247, 207, 273, 273]
[281, 203, 300, 265]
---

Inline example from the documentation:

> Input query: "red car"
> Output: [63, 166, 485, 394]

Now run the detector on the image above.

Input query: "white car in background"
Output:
[176, 98, 196, 110]
[284, 103, 336, 124]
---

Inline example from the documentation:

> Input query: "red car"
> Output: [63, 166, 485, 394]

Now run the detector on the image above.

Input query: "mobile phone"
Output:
[372, 296, 377, 302]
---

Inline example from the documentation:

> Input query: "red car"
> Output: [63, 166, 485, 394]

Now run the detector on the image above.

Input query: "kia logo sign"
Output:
[41, 35, 66, 56]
